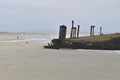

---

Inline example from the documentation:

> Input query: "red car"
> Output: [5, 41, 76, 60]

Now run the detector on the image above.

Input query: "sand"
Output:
[0, 33, 120, 80]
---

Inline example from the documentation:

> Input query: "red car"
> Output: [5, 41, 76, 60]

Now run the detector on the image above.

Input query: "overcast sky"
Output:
[0, 0, 120, 33]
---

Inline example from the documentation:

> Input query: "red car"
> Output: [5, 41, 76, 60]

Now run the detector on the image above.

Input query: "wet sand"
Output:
[0, 41, 120, 80]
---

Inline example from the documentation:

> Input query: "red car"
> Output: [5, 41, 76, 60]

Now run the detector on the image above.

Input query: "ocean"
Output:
[0, 32, 120, 54]
[0, 33, 88, 43]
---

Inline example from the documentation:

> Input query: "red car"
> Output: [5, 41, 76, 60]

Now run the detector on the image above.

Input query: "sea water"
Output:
[0, 33, 57, 43]
[0, 33, 88, 43]
[0, 33, 119, 54]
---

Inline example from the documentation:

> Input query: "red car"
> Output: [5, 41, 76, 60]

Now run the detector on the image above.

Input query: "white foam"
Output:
[0, 33, 90, 43]
[112, 51, 120, 54]
[0, 38, 51, 43]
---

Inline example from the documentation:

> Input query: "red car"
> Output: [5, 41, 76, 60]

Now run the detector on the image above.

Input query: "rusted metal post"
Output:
[59, 25, 67, 39]
[93, 26, 95, 36]
[73, 27, 76, 38]
[90, 26, 92, 36]
[70, 20, 74, 38]
[100, 27, 102, 36]
[90, 25, 95, 36]
[77, 25, 80, 38]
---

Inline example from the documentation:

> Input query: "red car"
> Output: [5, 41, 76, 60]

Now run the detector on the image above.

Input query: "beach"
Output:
[0, 33, 120, 80]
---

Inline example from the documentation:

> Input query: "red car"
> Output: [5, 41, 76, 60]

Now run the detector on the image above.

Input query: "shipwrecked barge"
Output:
[44, 20, 120, 50]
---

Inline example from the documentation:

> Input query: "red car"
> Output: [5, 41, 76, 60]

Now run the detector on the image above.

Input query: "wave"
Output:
[0, 38, 52, 43]
[112, 51, 120, 54]
[0, 33, 89, 43]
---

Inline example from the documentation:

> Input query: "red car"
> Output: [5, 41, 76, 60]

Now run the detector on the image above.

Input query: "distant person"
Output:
[17, 36, 19, 39]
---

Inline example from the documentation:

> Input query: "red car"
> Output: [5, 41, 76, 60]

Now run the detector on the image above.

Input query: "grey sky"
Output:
[0, 0, 120, 33]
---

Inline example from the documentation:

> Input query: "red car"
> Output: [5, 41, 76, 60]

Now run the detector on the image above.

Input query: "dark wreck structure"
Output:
[44, 20, 120, 50]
